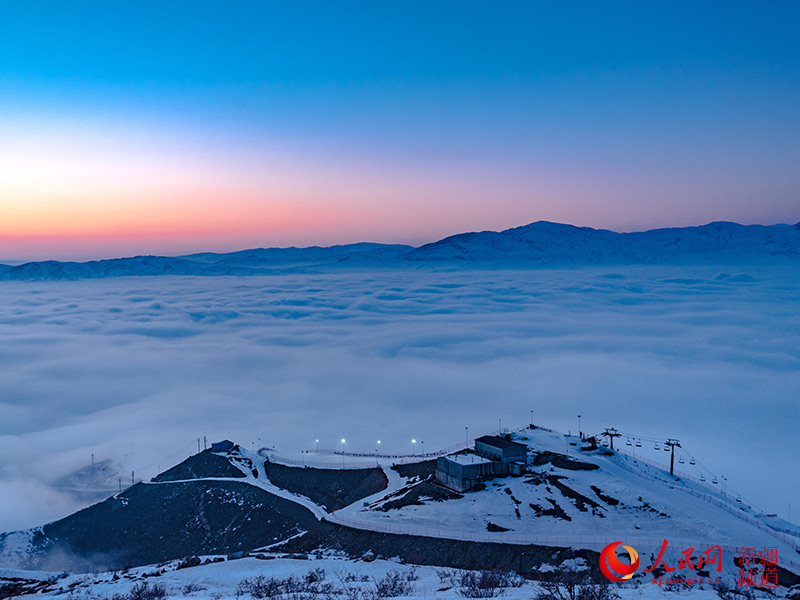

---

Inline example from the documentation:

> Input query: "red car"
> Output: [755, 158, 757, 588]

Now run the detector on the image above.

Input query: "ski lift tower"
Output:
[601, 428, 621, 450]
[665, 438, 681, 476]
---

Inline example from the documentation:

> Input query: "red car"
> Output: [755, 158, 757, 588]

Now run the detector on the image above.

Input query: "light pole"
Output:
[578, 415, 581, 439]
[315, 439, 319, 452]
[465, 426, 469, 449]
[340, 438, 346, 467]
[412, 439, 416, 456]
[530, 410, 533, 429]
[376, 440, 381, 455]
[421, 440, 424, 456]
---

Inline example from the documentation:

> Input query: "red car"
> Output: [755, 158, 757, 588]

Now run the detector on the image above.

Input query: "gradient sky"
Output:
[2, 1, 799, 260]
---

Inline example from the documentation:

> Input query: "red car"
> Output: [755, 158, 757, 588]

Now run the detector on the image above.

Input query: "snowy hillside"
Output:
[1, 221, 797, 280]
[2, 429, 798, 586]
[0, 553, 748, 600]
[330, 428, 800, 564]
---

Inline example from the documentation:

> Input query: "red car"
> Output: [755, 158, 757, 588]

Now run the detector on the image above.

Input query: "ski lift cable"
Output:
[611, 431, 765, 515]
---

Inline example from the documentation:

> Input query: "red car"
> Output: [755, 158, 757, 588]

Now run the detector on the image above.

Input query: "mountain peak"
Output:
[1, 221, 797, 281]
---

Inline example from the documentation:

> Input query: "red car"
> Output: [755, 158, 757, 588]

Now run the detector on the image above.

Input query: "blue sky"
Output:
[1, 2, 799, 259]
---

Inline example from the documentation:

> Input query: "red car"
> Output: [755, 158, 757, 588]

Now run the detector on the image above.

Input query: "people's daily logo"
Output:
[599, 541, 639, 582]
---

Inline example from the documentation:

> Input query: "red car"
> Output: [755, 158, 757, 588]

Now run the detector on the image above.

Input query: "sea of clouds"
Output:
[0, 265, 798, 533]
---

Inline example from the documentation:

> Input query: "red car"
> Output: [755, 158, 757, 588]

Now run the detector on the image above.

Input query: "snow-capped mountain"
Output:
[1, 221, 797, 281]
[405, 221, 800, 264]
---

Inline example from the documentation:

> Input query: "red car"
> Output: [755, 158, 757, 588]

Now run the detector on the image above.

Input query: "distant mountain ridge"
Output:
[1, 221, 798, 281]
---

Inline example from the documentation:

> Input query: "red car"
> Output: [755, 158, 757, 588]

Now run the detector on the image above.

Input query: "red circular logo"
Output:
[599, 542, 639, 582]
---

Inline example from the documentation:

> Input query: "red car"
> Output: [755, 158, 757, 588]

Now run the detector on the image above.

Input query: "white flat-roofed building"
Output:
[474, 435, 528, 475]
[435, 454, 494, 492]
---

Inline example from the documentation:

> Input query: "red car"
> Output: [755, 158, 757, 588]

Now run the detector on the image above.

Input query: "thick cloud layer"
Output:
[0, 265, 797, 532]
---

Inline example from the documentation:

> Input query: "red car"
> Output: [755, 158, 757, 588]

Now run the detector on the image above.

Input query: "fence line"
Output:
[264, 453, 380, 470]
[614, 446, 743, 500]
[263, 452, 439, 470]
[608, 450, 800, 552]
[301, 426, 535, 462]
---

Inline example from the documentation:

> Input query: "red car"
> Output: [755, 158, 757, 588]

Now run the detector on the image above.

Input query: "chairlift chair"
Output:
[712, 477, 718, 484]
[626, 438, 632, 446]
[635, 439, 642, 447]
[654, 442, 660, 450]
[678, 456, 685, 464]
[700, 475, 706, 482]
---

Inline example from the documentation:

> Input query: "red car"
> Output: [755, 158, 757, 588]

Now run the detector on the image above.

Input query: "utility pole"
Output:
[577, 415, 582, 439]
[530, 410, 534, 429]
[91, 453, 94, 466]
[203, 436, 207, 450]
[197, 438, 201, 454]
[131, 471, 135, 486]
[601, 428, 621, 451]
[665, 439, 681, 476]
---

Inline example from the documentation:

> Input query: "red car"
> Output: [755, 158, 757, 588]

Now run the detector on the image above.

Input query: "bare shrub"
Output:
[364, 570, 416, 599]
[182, 582, 206, 595]
[236, 575, 284, 600]
[111, 582, 167, 600]
[236, 570, 335, 600]
[457, 569, 519, 598]
[533, 569, 617, 600]
[437, 569, 459, 587]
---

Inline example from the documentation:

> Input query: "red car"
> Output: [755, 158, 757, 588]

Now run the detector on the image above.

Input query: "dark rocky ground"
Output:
[277, 519, 606, 581]
[377, 479, 462, 510]
[152, 450, 247, 482]
[262, 461, 387, 511]
[7, 480, 317, 571]
[391, 459, 437, 480]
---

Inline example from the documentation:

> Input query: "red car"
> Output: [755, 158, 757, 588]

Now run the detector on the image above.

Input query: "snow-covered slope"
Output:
[333, 428, 800, 563]
[0, 553, 741, 600]
[2, 429, 798, 580]
[2, 221, 797, 280]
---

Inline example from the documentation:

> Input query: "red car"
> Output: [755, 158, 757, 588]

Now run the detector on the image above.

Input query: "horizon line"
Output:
[2, 218, 798, 266]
